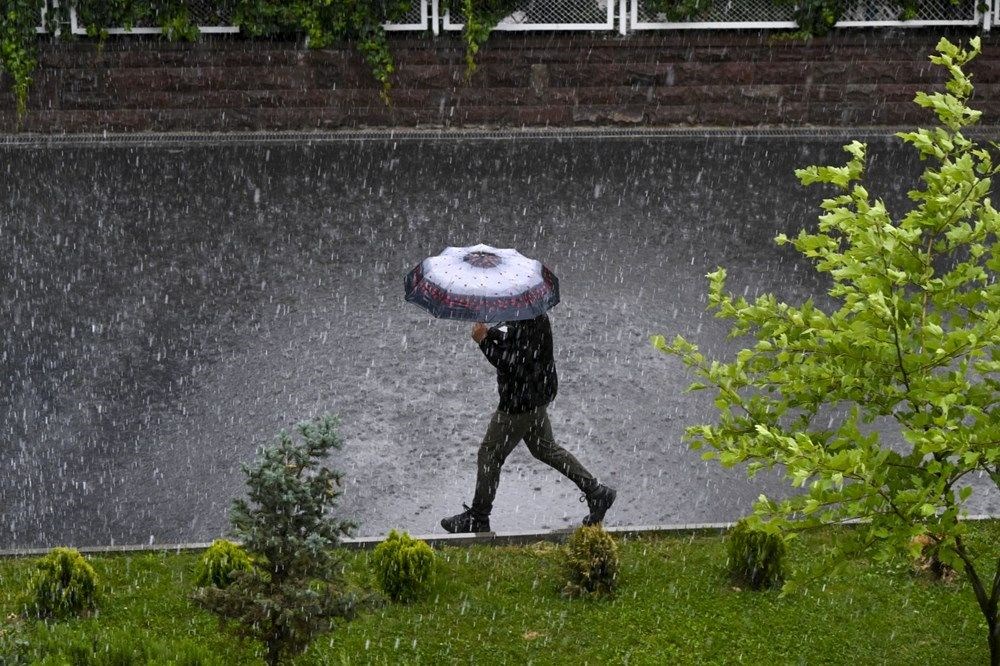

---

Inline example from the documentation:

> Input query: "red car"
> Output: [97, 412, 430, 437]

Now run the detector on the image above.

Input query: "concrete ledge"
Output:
[0, 522, 733, 558]
[1, 126, 999, 148]
[3, 516, 997, 558]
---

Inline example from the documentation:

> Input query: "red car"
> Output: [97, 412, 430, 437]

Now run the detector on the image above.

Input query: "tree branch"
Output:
[990, 556, 1000, 611]
[957, 535, 995, 621]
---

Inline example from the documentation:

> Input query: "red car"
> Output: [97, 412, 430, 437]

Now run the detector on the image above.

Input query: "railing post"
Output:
[620, 0, 628, 34]
[431, 0, 440, 35]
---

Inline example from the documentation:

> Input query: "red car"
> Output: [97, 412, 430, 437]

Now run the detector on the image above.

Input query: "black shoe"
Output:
[440, 504, 490, 534]
[580, 484, 616, 526]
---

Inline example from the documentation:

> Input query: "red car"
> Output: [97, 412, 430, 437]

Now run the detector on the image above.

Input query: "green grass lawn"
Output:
[2, 522, 995, 665]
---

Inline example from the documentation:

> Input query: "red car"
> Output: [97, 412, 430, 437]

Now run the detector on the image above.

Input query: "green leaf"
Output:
[662, 34, 995, 647]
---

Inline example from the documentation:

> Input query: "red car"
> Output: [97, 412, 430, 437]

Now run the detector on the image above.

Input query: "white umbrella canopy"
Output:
[404, 243, 560, 322]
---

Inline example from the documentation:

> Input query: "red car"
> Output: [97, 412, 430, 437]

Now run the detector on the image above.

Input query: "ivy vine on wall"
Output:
[70, 1, 203, 41]
[443, 0, 521, 78]
[0, 0, 417, 116]
[1, 0, 42, 118]
[231, 0, 414, 103]
[0, 0, 972, 121]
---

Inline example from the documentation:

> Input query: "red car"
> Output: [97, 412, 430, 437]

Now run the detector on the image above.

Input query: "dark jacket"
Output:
[478, 314, 558, 414]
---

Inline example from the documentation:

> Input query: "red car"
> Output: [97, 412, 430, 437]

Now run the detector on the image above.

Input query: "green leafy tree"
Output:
[654, 36, 1000, 664]
[193, 414, 359, 666]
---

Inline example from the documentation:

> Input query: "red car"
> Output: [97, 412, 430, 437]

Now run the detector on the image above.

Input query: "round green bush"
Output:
[726, 518, 787, 591]
[194, 539, 255, 589]
[370, 530, 436, 603]
[25, 547, 98, 619]
[560, 525, 619, 597]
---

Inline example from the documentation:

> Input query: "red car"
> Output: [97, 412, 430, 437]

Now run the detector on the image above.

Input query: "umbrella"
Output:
[404, 243, 559, 322]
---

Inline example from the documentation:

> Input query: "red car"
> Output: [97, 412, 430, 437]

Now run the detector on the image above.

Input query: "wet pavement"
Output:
[3, 130, 999, 548]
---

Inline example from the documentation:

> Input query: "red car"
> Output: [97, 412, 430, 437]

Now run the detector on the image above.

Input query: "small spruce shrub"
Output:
[25, 547, 98, 619]
[371, 530, 436, 603]
[560, 525, 619, 597]
[726, 519, 786, 591]
[192, 414, 359, 666]
[194, 539, 255, 589]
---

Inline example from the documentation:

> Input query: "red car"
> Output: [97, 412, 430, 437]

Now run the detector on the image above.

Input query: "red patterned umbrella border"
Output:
[404, 260, 559, 322]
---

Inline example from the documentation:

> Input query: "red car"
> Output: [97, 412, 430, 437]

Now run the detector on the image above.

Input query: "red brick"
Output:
[5, 32, 1000, 132]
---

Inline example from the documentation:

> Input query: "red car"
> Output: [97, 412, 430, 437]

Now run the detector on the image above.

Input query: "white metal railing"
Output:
[66, 1, 430, 36]
[443, 0, 618, 31]
[836, 0, 981, 27]
[631, 0, 795, 30]
[36, 2, 49, 34]
[630, 0, 981, 29]
[384, 0, 433, 32]
[36, 0, 996, 36]
[68, 2, 239, 35]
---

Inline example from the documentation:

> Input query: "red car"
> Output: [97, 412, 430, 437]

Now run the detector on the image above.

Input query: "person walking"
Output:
[440, 313, 616, 533]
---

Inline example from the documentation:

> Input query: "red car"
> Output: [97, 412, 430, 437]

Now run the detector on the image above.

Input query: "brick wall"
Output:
[1, 29, 998, 132]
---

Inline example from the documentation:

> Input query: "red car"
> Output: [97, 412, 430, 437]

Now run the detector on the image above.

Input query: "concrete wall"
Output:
[1, 29, 998, 132]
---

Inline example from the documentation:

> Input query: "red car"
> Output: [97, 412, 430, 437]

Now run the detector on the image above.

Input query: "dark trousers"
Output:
[471, 405, 598, 518]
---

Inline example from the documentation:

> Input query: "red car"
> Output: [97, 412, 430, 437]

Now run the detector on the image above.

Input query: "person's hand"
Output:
[471, 322, 489, 344]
